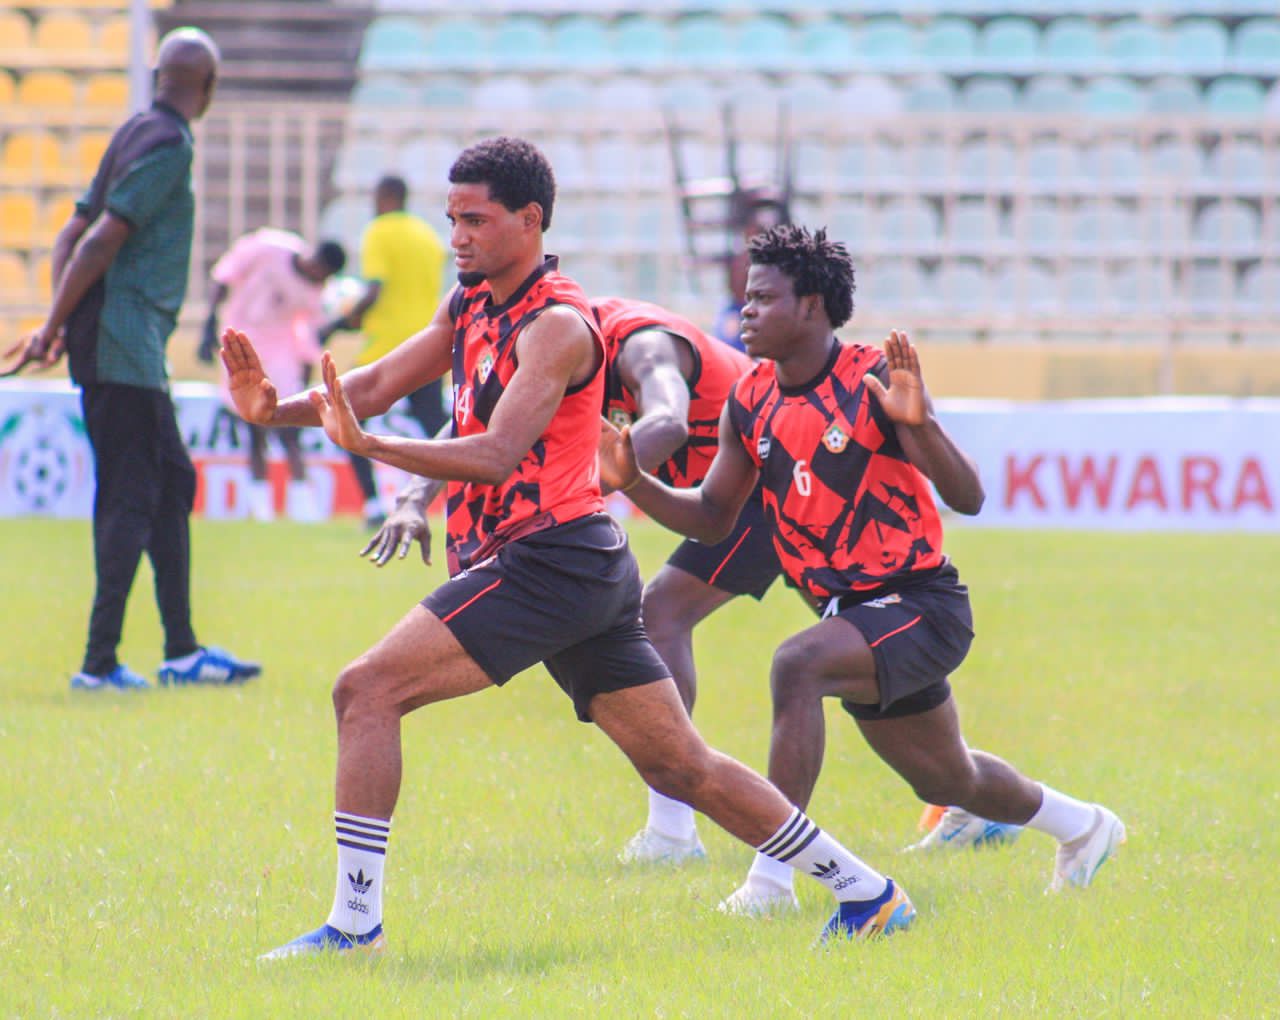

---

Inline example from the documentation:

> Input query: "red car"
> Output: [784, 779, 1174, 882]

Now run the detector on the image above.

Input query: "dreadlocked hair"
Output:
[449, 136, 555, 231]
[747, 224, 855, 328]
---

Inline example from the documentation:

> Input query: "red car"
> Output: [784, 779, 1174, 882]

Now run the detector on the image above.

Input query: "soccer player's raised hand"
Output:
[361, 499, 433, 567]
[221, 328, 278, 425]
[863, 330, 930, 427]
[309, 351, 368, 453]
[598, 417, 641, 495]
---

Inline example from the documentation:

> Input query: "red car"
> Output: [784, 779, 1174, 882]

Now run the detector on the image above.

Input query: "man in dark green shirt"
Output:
[4, 27, 260, 690]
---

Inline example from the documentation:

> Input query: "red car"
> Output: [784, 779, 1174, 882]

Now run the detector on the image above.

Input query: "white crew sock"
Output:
[756, 808, 887, 903]
[326, 811, 390, 936]
[1028, 784, 1096, 843]
[646, 788, 697, 841]
[745, 850, 796, 892]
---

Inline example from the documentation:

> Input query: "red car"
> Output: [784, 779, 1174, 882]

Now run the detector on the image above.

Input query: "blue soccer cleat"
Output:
[157, 646, 262, 686]
[71, 664, 150, 691]
[905, 806, 1023, 852]
[821, 879, 917, 942]
[258, 923, 385, 961]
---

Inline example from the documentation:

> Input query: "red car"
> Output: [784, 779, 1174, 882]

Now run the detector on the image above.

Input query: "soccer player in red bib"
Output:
[224, 139, 917, 956]
[601, 224, 1125, 914]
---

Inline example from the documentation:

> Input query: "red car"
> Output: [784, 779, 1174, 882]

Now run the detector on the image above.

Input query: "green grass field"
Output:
[2, 517, 1276, 1018]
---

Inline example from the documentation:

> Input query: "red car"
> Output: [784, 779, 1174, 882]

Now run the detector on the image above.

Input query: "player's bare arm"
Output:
[223, 288, 456, 428]
[605, 401, 758, 545]
[321, 304, 596, 485]
[614, 329, 694, 472]
[4, 212, 128, 372]
[866, 330, 984, 515]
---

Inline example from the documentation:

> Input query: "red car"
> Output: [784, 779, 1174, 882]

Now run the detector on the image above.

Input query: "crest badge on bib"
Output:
[822, 424, 849, 454]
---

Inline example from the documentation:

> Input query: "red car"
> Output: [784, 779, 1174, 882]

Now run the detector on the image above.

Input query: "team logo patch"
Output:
[756, 435, 771, 459]
[863, 593, 903, 609]
[822, 424, 849, 454]
[477, 352, 495, 384]
[609, 408, 632, 430]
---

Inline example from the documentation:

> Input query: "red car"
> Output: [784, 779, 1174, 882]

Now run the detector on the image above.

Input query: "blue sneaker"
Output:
[821, 879, 916, 942]
[258, 924, 385, 961]
[906, 806, 1023, 852]
[157, 646, 262, 686]
[70, 664, 150, 691]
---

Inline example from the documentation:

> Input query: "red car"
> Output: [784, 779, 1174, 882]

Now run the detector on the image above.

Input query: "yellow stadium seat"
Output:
[0, 193, 38, 247]
[33, 12, 94, 57]
[39, 195, 76, 246]
[83, 72, 128, 108]
[0, 71, 14, 106]
[0, 252, 27, 300]
[74, 132, 111, 178]
[99, 15, 132, 61]
[17, 70, 77, 107]
[0, 12, 32, 51]
[1, 132, 66, 185]
[33, 254, 53, 300]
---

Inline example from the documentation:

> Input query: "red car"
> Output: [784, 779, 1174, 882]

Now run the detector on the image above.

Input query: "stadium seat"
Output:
[1183, 261, 1228, 316]
[613, 15, 668, 70]
[1231, 18, 1280, 73]
[0, 251, 26, 300]
[661, 75, 720, 114]
[672, 15, 732, 69]
[334, 137, 392, 191]
[907, 138, 950, 188]
[1104, 18, 1165, 73]
[1072, 200, 1140, 254]
[1017, 199, 1065, 255]
[350, 76, 415, 112]
[1141, 202, 1192, 250]
[360, 17, 432, 72]
[978, 16, 1039, 70]
[1148, 139, 1202, 182]
[595, 76, 659, 114]
[1023, 75, 1080, 113]
[32, 12, 93, 58]
[396, 134, 458, 190]
[1041, 17, 1100, 73]
[919, 17, 977, 71]
[0, 70, 12, 107]
[838, 139, 905, 187]
[878, 198, 939, 254]
[16, 70, 76, 107]
[537, 74, 593, 112]
[83, 72, 128, 108]
[1, 132, 64, 185]
[781, 74, 837, 116]
[471, 76, 534, 110]
[1204, 139, 1266, 191]
[937, 261, 990, 312]
[737, 15, 793, 72]
[1204, 76, 1265, 116]
[956, 138, 1017, 190]
[550, 15, 609, 71]
[540, 137, 588, 189]
[490, 16, 550, 70]
[795, 17, 854, 72]
[1083, 76, 1143, 115]
[861, 259, 928, 311]
[1026, 140, 1084, 191]
[903, 74, 956, 113]
[839, 75, 905, 116]
[1146, 75, 1202, 114]
[1061, 262, 1108, 313]
[0, 12, 31, 55]
[948, 199, 1007, 253]
[98, 15, 130, 62]
[857, 17, 917, 72]
[1238, 263, 1280, 315]
[38, 194, 75, 245]
[74, 132, 110, 179]
[958, 75, 1018, 113]
[825, 200, 871, 247]
[419, 79, 470, 109]
[0, 193, 36, 247]
[1079, 141, 1142, 188]
[1193, 200, 1260, 253]
[725, 75, 779, 120]
[1169, 17, 1229, 74]
[993, 261, 1059, 315]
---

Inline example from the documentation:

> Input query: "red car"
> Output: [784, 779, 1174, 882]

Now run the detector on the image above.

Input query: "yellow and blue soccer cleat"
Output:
[821, 879, 916, 941]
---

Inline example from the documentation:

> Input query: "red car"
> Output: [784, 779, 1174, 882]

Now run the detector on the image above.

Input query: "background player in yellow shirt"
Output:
[320, 174, 450, 526]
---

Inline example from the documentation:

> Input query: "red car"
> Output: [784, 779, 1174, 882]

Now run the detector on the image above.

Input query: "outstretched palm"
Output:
[220, 328, 279, 425]
[864, 329, 928, 427]
[309, 351, 367, 453]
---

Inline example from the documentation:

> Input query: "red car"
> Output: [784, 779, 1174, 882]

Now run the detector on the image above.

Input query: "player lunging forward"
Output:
[225, 139, 916, 956]
[601, 225, 1125, 911]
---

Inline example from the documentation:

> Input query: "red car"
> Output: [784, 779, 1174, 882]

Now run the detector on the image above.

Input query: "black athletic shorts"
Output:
[422, 513, 671, 722]
[666, 485, 782, 600]
[824, 562, 974, 722]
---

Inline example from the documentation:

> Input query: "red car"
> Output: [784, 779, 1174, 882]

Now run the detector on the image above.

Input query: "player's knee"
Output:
[637, 743, 711, 804]
[769, 636, 823, 706]
[909, 760, 978, 808]
[640, 580, 689, 645]
[332, 660, 373, 721]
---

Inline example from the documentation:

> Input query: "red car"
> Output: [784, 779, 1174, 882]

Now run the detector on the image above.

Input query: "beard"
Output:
[456, 270, 485, 288]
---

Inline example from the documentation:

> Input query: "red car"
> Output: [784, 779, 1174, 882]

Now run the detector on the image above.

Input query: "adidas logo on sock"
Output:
[811, 859, 861, 891]
[348, 869, 373, 895]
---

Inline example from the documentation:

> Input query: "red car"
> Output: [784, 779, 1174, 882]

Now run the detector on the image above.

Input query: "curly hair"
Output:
[747, 224, 855, 328]
[448, 137, 555, 232]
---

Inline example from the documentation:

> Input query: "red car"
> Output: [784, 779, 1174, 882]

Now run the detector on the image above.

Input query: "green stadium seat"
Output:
[1268, 82, 1280, 118]
[1169, 17, 1228, 74]
[979, 16, 1039, 70]
[795, 18, 854, 72]
[424, 18, 486, 70]
[737, 15, 793, 72]
[838, 140, 905, 188]
[1204, 139, 1266, 191]
[1105, 19, 1165, 73]
[613, 16, 668, 71]
[360, 17, 431, 72]
[1083, 76, 1143, 116]
[726, 75, 780, 121]
[1193, 200, 1260, 253]
[857, 17, 917, 72]
[1148, 140, 1202, 181]
[1146, 75, 1202, 114]
[1024, 75, 1080, 113]
[1026, 141, 1084, 190]
[350, 77, 416, 112]
[419, 79, 469, 109]
[958, 75, 1018, 113]
[1231, 18, 1280, 72]
[551, 16, 609, 70]
[1204, 76, 1265, 116]
[673, 15, 732, 69]
[1042, 17, 1100, 73]
[903, 74, 956, 113]
[490, 16, 550, 69]
[956, 138, 1016, 189]
[920, 17, 977, 71]
[1080, 141, 1142, 187]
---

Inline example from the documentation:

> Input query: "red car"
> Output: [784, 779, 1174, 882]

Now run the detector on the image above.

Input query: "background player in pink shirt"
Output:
[203, 229, 346, 520]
